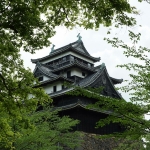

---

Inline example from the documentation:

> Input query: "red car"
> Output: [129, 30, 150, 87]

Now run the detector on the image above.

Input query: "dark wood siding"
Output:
[59, 107, 123, 135]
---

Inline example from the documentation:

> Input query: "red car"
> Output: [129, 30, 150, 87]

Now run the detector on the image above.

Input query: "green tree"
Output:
[68, 30, 150, 149]
[1, 0, 137, 54]
[14, 106, 81, 150]
[0, 0, 148, 149]
[0, 50, 51, 149]
[105, 30, 150, 149]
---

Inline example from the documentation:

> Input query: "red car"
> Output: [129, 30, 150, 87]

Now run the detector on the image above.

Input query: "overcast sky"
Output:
[21, 1, 150, 101]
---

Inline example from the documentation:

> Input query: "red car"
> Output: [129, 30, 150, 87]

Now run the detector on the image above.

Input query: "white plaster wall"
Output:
[71, 68, 87, 78]
[41, 51, 94, 64]
[37, 76, 49, 82]
[43, 76, 50, 81]
[60, 68, 87, 78]
[43, 81, 63, 94]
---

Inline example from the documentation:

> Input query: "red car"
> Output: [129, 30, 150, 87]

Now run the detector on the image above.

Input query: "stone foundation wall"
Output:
[63, 132, 142, 150]
[79, 133, 120, 150]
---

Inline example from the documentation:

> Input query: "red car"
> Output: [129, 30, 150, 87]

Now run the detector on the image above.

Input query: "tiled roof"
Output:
[34, 62, 122, 99]
[49, 67, 105, 98]
[49, 66, 123, 100]
[36, 62, 58, 78]
[55, 101, 112, 115]
[31, 40, 100, 63]
[110, 77, 123, 84]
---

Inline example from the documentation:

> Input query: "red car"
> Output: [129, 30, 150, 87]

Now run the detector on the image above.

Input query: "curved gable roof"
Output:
[110, 77, 123, 84]
[31, 40, 100, 63]
[34, 62, 58, 78]
[49, 65, 123, 99]
[55, 101, 112, 115]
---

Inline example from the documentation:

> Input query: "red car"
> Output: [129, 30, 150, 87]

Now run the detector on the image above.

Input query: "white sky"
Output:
[21, 1, 150, 101]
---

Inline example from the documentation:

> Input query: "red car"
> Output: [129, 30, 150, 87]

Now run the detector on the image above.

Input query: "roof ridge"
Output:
[31, 40, 100, 63]
[104, 69, 123, 99]
[54, 102, 112, 114]
[50, 40, 78, 54]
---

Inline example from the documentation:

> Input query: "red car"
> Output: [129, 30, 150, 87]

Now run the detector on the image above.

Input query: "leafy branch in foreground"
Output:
[0, 49, 51, 149]
[104, 30, 150, 148]
[1, 0, 149, 149]
[68, 86, 149, 136]
[15, 106, 81, 150]
[68, 85, 147, 149]
[0, 0, 140, 53]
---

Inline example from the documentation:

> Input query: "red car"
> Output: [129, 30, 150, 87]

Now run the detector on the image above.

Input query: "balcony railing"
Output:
[52, 58, 94, 70]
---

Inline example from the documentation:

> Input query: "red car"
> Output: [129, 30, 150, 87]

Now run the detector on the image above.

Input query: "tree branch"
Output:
[0, 73, 9, 91]
[58, 0, 71, 24]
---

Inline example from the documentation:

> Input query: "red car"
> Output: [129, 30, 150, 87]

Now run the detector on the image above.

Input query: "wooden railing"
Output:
[52, 58, 94, 70]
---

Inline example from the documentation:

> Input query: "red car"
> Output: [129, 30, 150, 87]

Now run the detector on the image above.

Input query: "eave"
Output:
[49, 66, 123, 99]
[110, 77, 123, 84]
[55, 102, 112, 115]
[31, 41, 100, 63]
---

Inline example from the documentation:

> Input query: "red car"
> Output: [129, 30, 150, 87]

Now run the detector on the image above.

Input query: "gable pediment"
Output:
[90, 70, 121, 99]
[34, 68, 53, 81]
[34, 68, 43, 78]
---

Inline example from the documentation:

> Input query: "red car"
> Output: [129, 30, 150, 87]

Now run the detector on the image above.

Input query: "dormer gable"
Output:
[33, 62, 58, 82]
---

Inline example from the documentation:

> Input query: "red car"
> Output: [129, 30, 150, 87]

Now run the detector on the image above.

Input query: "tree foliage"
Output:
[0, 0, 149, 149]
[1, 0, 138, 53]
[14, 106, 81, 150]
[105, 30, 150, 148]
[0, 50, 51, 149]
[68, 29, 150, 149]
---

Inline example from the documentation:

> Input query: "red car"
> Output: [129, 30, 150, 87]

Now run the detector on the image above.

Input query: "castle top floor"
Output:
[31, 37, 100, 67]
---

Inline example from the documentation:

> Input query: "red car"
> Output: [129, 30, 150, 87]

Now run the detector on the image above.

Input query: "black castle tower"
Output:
[31, 35, 124, 149]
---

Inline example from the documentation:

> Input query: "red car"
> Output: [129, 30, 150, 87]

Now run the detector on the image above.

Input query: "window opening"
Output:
[67, 71, 71, 77]
[53, 86, 57, 92]
[38, 76, 43, 81]
[82, 72, 85, 76]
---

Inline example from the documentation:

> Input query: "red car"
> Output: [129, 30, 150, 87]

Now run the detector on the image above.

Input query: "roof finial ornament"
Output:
[77, 33, 82, 42]
[100, 63, 105, 70]
[50, 44, 55, 54]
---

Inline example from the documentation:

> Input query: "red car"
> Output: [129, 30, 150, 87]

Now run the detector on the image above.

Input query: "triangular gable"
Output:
[33, 63, 58, 79]
[33, 68, 54, 81]
[34, 68, 43, 77]
[89, 68, 122, 99]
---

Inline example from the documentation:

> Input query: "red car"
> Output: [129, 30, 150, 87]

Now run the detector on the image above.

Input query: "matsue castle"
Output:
[31, 34, 124, 149]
